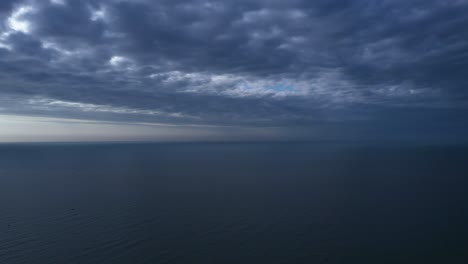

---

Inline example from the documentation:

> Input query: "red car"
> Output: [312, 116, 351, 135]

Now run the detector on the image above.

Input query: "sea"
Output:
[0, 142, 467, 263]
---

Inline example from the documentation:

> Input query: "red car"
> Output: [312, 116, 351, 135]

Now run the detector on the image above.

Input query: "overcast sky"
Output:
[0, 0, 467, 142]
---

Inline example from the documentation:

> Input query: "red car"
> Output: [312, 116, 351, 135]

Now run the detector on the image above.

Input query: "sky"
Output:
[0, 0, 468, 142]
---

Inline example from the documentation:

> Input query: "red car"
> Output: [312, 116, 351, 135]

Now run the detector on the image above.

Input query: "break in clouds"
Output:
[1, 0, 468, 139]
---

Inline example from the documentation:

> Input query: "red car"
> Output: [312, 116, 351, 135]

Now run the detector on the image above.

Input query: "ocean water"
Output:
[0, 142, 467, 263]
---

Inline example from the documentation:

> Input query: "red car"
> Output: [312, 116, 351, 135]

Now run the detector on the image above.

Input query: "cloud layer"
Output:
[1, 0, 468, 140]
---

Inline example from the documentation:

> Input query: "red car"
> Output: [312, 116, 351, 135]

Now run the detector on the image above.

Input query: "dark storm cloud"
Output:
[1, 0, 468, 138]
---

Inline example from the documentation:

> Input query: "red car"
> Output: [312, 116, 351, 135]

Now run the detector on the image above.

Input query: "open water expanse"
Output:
[1, 142, 467, 263]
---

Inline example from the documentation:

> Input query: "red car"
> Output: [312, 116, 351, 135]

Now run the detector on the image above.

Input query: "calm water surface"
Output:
[1, 142, 467, 263]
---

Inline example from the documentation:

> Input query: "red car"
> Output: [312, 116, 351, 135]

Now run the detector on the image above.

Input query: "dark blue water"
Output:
[1, 142, 467, 263]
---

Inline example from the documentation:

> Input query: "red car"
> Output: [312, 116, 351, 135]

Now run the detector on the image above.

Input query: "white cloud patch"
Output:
[149, 71, 307, 98]
[149, 70, 366, 103]
[50, 0, 66, 5]
[109, 56, 136, 71]
[7, 6, 34, 33]
[27, 98, 197, 119]
[90, 5, 107, 22]
[0, 33, 12, 50]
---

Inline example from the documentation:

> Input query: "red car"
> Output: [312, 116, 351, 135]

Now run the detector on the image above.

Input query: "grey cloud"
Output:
[0, 0, 17, 14]
[0, 0, 468, 140]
